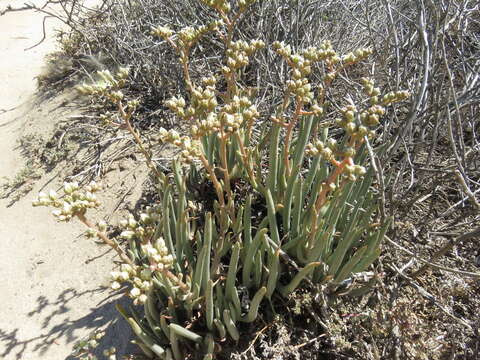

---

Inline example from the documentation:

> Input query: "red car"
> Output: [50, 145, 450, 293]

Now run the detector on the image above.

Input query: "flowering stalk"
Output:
[76, 212, 134, 266]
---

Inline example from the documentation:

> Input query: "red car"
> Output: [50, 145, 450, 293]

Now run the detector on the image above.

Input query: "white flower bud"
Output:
[62, 203, 73, 214]
[354, 165, 367, 176]
[164, 254, 174, 264]
[133, 277, 143, 287]
[63, 183, 73, 194]
[48, 190, 58, 200]
[141, 281, 151, 290]
[128, 215, 137, 229]
[130, 287, 141, 298]
[120, 230, 135, 239]
[85, 192, 97, 202]
[97, 220, 107, 232]
[140, 213, 151, 224]
[137, 294, 148, 304]
[38, 192, 48, 201]
[85, 228, 97, 238]
[64, 182, 78, 194]
[52, 210, 62, 217]
[118, 272, 130, 281]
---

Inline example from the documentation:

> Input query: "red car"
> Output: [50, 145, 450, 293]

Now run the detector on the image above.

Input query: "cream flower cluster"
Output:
[224, 39, 265, 73]
[344, 163, 367, 182]
[110, 263, 153, 305]
[306, 139, 367, 182]
[191, 113, 221, 138]
[332, 79, 411, 139]
[166, 73, 260, 141]
[167, 79, 215, 117]
[342, 48, 373, 65]
[301, 41, 339, 63]
[190, 85, 218, 117]
[200, 0, 231, 13]
[33, 181, 101, 222]
[237, 0, 257, 11]
[381, 90, 410, 106]
[305, 139, 335, 161]
[119, 207, 161, 241]
[143, 237, 175, 271]
[151, 21, 223, 51]
[113, 229, 175, 304]
[158, 128, 201, 163]
[112, 209, 177, 304]
[334, 104, 375, 140]
[273, 41, 316, 103]
[272, 41, 340, 103]
[221, 95, 260, 134]
[76, 68, 129, 100]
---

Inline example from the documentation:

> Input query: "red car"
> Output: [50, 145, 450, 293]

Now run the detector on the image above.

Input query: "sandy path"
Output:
[0, 2, 131, 359]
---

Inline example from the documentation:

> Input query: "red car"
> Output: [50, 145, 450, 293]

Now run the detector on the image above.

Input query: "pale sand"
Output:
[0, 2, 132, 358]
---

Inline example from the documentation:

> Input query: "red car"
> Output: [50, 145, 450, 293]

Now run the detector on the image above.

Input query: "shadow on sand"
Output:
[0, 287, 136, 359]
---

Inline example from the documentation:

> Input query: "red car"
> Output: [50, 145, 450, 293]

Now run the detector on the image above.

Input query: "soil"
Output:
[0, 2, 136, 359]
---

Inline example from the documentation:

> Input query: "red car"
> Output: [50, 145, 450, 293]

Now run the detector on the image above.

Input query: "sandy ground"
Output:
[0, 2, 132, 359]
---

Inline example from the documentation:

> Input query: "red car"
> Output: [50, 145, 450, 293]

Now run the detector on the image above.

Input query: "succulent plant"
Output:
[36, 0, 409, 358]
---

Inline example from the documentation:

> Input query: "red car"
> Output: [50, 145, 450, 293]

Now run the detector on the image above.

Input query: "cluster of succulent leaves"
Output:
[39, 0, 410, 359]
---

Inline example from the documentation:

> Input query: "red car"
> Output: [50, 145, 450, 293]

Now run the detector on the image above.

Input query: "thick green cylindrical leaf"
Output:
[214, 318, 226, 339]
[253, 250, 263, 288]
[306, 223, 334, 263]
[118, 309, 165, 358]
[204, 333, 215, 358]
[193, 233, 205, 298]
[144, 289, 164, 340]
[267, 123, 281, 198]
[303, 155, 321, 196]
[282, 165, 300, 234]
[291, 115, 314, 171]
[226, 242, 241, 303]
[202, 213, 213, 292]
[242, 195, 252, 257]
[280, 262, 321, 297]
[327, 227, 363, 277]
[160, 315, 170, 339]
[170, 323, 203, 343]
[206, 279, 214, 331]
[334, 246, 368, 283]
[170, 329, 181, 360]
[240, 286, 267, 323]
[242, 228, 267, 287]
[223, 309, 240, 341]
[265, 189, 280, 245]
[266, 244, 280, 299]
